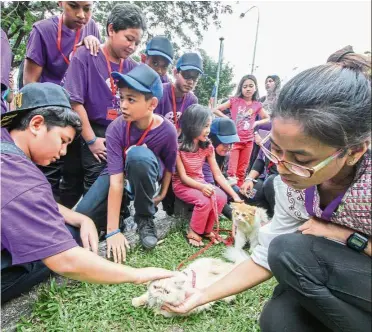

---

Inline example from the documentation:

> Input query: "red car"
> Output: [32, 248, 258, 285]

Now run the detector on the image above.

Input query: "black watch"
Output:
[346, 233, 368, 252]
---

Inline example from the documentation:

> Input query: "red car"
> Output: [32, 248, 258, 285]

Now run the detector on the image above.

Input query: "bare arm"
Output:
[254, 108, 270, 127]
[43, 246, 175, 284]
[157, 170, 172, 200]
[23, 58, 43, 85]
[107, 173, 124, 232]
[213, 101, 231, 118]
[176, 155, 204, 190]
[71, 102, 96, 142]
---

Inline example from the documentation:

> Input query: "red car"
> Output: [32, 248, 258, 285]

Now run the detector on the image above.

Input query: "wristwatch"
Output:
[346, 233, 368, 252]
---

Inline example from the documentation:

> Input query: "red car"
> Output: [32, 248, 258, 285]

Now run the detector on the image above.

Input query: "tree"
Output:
[194, 49, 236, 107]
[0, 1, 233, 67]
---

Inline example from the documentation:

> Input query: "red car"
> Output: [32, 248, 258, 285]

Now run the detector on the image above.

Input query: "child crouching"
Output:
[173, 105, 242, 247]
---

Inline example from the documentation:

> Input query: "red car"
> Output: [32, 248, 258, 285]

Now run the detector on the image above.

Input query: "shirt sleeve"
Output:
[63, 52, 87, 104]
[1, 184, 77, 265]
[250, 176, 309, 270]
[26, 27, 46, 67]
[106, 120, 125, 175]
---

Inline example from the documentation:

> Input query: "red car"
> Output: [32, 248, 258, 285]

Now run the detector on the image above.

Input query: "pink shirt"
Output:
[229, 97, 262, 142]
[173, 144, 214, 189]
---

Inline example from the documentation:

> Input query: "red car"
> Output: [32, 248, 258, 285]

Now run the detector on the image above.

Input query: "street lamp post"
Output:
[214, 37, 225, 108]
[240, 6, 260, 74]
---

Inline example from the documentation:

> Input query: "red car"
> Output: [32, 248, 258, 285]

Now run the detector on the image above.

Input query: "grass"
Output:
[16, 219, 276, 332]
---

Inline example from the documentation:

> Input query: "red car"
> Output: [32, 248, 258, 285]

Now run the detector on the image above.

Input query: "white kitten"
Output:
[224, 203, 269, 263]
[132, 258, 236, 317]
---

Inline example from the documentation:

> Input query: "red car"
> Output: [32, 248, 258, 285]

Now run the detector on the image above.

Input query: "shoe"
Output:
[137, 217, 158, 250]
[222, 204, 232, 220]
[227, 176, 238, 186]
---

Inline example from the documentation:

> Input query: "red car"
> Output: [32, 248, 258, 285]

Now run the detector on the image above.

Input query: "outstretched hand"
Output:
[162, 288, 205, 314]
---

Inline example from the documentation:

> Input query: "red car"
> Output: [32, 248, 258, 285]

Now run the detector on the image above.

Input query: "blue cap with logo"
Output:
[210, 117, 240, 144]
[176, 52, 204, 74]
[1, 82, 71, 128]
[111, 64, 163, 101]
[145, 36, 174, 64]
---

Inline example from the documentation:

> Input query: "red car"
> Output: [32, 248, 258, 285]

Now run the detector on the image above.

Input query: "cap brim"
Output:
[179, 65, 203, 74]
[146, 50, 173, 63]
[111, 72, 152, 94]
[216, 133, 240, 144]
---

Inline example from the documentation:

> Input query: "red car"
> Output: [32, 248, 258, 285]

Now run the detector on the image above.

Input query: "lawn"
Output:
[16, 219, 276, 332]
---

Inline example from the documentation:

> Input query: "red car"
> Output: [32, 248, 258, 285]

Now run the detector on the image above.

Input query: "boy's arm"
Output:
[107, 173, 124, 233]
[23, 59, 43, 84]
[153, 170, 172, 205]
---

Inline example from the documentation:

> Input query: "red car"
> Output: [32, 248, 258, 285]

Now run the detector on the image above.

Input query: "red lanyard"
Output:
[124, 119, 154, 155]
[103, 46, 124, 97]
[171, 85, 186, 129]
[57, 15, 81, 65]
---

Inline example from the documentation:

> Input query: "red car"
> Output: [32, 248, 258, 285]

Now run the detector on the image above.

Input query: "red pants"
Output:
[173, 183, 227, 235]
[227, 141, 254, 187]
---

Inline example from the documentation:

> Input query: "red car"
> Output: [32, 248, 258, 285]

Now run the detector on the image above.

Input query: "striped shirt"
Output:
[173, 144, 214, 189]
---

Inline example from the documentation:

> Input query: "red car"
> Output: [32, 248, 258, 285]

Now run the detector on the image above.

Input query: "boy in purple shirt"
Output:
[141, 36, 174, 83]
[63, 3, 145, 194]
[1, 83, 174, 303]
[1, 29, 11, 114]
[76, 64, 178, 262]
[154, 52, 202, 133]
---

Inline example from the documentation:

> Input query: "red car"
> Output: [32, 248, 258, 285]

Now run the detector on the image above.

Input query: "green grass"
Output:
[16, 220, 276, 332]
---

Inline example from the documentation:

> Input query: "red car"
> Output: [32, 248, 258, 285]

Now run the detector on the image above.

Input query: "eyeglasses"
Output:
[259, 134, 345, 178]
[180, 71, 200, 82]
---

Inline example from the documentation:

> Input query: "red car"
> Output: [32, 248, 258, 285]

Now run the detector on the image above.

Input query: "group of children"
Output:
[1, 2, 277, 261]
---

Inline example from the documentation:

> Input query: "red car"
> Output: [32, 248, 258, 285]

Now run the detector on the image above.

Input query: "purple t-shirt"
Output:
[104, 115, 178, 177]
[1, 29, 11, 114]
[26, 16, 101, 85]
[154, 83, 198, 127]
[161, 75, 169, 83]
[64, 46, 138, 127]
[0, 128, 77, 265]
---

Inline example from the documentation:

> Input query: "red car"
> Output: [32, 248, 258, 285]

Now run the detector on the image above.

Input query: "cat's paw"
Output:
[132, 297, 144, 307]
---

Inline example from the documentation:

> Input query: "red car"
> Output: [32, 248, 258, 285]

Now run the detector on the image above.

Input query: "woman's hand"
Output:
[88, 137, 107, 162]
[80, 35, 100, 56]
[134, 268, 179, 284]
[201, 184, 215, 197]
[79, 217, 99, 254]
[162, 288, 205, 314]
[240, 179, 254, 197]
[254, 132, 262, 145]
[232, 194, 244, 203]
[298, 218, 334, 238]
[107, 232, 130, 264]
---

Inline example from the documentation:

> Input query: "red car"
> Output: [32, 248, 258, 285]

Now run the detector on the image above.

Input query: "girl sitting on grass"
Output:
[173, 105, 242, 247]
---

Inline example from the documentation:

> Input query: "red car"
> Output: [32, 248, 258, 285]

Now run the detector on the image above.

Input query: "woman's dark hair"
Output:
[12, 106, 82, 136]
[180, 104, 212, 152]
[235, 74, 260, 101]
[106, 3, 147, 36]
[273, 46, 371, 150]
[265, 75, 281, 93]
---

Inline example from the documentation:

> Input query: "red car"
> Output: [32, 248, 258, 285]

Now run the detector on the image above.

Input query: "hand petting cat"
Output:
[162, 288, 205, 314]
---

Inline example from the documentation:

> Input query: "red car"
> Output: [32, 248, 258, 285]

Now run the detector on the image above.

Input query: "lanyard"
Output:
[124, 119, 154, 156]
[304, 186, 345, 221]
[171, 85, 186, 129]
[102, 46, 124, 97]
[57, 15, 81, 65]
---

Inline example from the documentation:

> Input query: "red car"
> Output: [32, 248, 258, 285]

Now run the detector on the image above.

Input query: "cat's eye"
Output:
[164, 290, 169, 294]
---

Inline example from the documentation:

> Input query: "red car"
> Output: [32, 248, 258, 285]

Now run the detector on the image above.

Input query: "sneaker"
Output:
[227, 176, 238, 186]
[137, 217, 158, 250]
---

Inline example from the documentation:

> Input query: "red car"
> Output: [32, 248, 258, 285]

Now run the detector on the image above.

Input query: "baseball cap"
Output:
[1, 82, 71, 128]
[145, 36, 174, 64]
[210, 118, 240, 144]
[111, 64, 163, 101]
[176, 52, 204, 74]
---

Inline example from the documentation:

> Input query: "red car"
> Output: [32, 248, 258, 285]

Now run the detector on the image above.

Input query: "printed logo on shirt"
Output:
[236, 105, 252, 131]
[105, 78, 120, 109]
[165, 111, 182, 125]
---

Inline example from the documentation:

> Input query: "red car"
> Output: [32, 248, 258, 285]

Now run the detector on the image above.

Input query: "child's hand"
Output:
[201, 184, 215, 197]
[232, 195, 243, 203]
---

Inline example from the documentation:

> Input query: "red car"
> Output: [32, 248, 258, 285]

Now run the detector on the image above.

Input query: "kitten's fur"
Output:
[132, 258, 236, 317]
[224, 203, 269, 263]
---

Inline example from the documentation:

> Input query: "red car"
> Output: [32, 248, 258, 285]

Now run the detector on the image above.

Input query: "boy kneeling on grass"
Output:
[75, 64, 178, 263]
[0, 83, 175, 304]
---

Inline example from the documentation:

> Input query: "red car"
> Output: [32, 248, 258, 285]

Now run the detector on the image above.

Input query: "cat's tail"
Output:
[223, 247, 250, 264]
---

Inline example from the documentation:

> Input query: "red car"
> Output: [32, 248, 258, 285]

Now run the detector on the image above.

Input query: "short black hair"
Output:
[11, 106, 82, 136]
[106, 3, 146, 36]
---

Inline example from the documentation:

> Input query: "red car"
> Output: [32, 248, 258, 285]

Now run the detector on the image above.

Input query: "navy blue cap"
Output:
[111, 64, 163, 100]
[145, 36, 174, 63]
[176, 52, 204, 74]
[210, 118, 240, 144]
[1, 82, 71, 128]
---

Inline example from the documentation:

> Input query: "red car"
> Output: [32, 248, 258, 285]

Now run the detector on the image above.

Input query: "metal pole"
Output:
[240, 6, 260, 74]
[213, 37, 224, 108]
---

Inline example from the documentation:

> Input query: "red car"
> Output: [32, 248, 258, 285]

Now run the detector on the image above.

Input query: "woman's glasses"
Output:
[259, 134, 344, 178]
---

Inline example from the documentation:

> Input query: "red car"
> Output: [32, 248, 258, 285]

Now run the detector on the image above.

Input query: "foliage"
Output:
[194, 49, 236, 107]
[0, 1, 233, 67]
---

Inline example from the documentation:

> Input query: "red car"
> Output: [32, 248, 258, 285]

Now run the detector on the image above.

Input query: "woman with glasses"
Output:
[163, 46, 371, 332]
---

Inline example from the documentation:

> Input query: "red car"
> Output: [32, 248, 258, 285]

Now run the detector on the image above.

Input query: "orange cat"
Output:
[224, 203, 269, 263]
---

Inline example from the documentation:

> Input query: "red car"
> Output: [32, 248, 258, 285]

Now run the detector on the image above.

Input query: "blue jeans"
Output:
[1, 225, 81, 304]
[260, 234, 372, 332]
[76, 146, 161, 231]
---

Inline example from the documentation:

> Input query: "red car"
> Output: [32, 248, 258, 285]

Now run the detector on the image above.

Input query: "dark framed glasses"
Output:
[259, 134, 344, 178]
